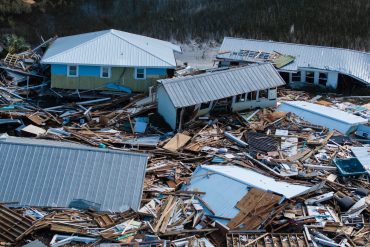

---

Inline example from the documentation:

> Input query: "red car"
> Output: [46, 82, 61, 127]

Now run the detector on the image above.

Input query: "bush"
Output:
[0, 34, 30, 54]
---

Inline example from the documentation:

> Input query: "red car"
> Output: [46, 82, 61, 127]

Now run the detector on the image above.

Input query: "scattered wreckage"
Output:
[0, 41, 369, 247]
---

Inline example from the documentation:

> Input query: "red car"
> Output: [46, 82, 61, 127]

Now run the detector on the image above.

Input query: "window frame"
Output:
[135, 68, 146, 80]
[305, 71, 315, 84]
[318, 72, 328, 86]
[100, 66, 112, 79]
[200, 101, 211, 110]
[291, 71, 301, 82]
[67, 65, 79, 77]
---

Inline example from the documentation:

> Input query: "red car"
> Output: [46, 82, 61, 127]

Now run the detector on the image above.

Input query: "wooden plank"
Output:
[228, 188, 282, 230]
[163, 133, 191, 152]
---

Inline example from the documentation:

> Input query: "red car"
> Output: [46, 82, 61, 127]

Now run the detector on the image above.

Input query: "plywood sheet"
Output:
[163, 133, 191, 152]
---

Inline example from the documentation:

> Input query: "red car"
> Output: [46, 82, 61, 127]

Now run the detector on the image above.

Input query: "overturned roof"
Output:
[41, 29, 181, 67]
[159, 63, 285, 108]
[217, 37, 370, 85]
[0, 136, 148, 211]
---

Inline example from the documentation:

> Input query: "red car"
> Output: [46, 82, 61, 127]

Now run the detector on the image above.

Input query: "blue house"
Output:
[41, 29, 181, 93]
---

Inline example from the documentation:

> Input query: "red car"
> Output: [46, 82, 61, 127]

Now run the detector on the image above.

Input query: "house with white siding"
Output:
[157, 63, 285, 130]
[217, 37, 370, 91]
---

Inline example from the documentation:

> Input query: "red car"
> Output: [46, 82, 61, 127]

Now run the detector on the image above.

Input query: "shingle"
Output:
[159, 63, 285, 108]
[0, 137, 148, 212]
[217, 37, 370, 85]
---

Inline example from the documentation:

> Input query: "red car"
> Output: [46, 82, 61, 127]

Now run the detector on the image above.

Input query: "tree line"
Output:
[0, 0, 369, 51]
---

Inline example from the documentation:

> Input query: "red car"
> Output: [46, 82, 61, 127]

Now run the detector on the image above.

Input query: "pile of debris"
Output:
[0, 41, 370, 246]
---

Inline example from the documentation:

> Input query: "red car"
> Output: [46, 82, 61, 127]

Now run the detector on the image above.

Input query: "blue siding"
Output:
[51, 65, 167, 77]
[79, 66, 100, 76]
[147, 68, 167, 76]
[51, 65, 100, 76]
[51, 64, 67, 75]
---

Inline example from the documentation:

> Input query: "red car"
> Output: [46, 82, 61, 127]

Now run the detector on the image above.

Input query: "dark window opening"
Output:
[319, 72, 328, 86]
[259, 89, 268, 99]
[279, 72, 290, 83]
[230, 61, 240, 66]
[291, 71, 301, 82]
[236, 93, 246, 102]
[247, 91, 257, 100]
[306, 71, 315, 83]
[200, 101, 211, 110]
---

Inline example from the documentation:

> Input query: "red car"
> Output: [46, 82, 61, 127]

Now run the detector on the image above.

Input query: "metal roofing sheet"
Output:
[279, 101, 368, 125]
[185, 165, 310, 219]
[0, 137, 148, 212]
[218, 37, 370, 84]
[351, 147, 370, 171]
[41, 29, 181, 67]
[159, 63, 285, 108]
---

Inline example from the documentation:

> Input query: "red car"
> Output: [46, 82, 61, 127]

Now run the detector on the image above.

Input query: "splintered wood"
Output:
[228, 188, 282, 230]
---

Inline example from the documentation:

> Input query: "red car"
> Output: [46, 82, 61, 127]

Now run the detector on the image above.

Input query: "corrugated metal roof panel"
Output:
[351, 147, 370, 171]
[0, 137, 148, 212]
[41, 29, 180, 67]
[218, 37, 370, 84]
[185, 165, 310, 219]
[159, 63, 285, 108]
[277, 101, 368, 134]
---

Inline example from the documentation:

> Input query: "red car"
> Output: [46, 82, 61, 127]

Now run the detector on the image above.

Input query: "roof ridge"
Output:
[160, 63, 271, 85]
[0, 138, 148, 157]
[110, 30, 174, 67]
[43, 30, 111, 63]
[223, 37, 370, 55]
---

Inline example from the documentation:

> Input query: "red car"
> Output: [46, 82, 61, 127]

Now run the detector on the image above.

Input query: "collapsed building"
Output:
[217, 37, 370, 91]
[157, 63, 285, 129]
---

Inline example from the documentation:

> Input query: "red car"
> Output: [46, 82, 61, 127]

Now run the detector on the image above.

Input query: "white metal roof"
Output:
[41, 29, 181, 68]
[159, 63, 285, 108]
[217, 37, 370, 84]
[279, 101, 368, 125]
[200, 165, 310, 198]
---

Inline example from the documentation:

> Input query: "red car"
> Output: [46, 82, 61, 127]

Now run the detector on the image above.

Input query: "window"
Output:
[305, 71, 315, 83]
[319, 72, 328, 86]
[135, 68, 146, 80]
[247, 91, 257, 101]
[259, 89, 268, 99]
[291, 71, 301, 82]
[67, 65, 78, 77]
[100, 66, 111, 78]
[248, 51, 257, 58]
[200, 101, 211, 110]
[268, 88, 277, 100]
[236, 93, 246, 102]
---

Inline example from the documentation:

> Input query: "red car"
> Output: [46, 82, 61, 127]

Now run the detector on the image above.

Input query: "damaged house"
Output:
[41, 29, 181, 93]
[217, 37, 370, 90]
[157, 63, 285, 129]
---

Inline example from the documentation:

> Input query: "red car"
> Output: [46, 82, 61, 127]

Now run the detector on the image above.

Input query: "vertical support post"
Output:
[178, 107, 185, 131]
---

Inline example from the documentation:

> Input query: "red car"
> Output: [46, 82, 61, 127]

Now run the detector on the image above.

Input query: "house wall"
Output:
[288, 69, 338, 89]
[157, 86, 177, 129]
[231, 88, 277, 111]
[51, 65, 168, 92]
